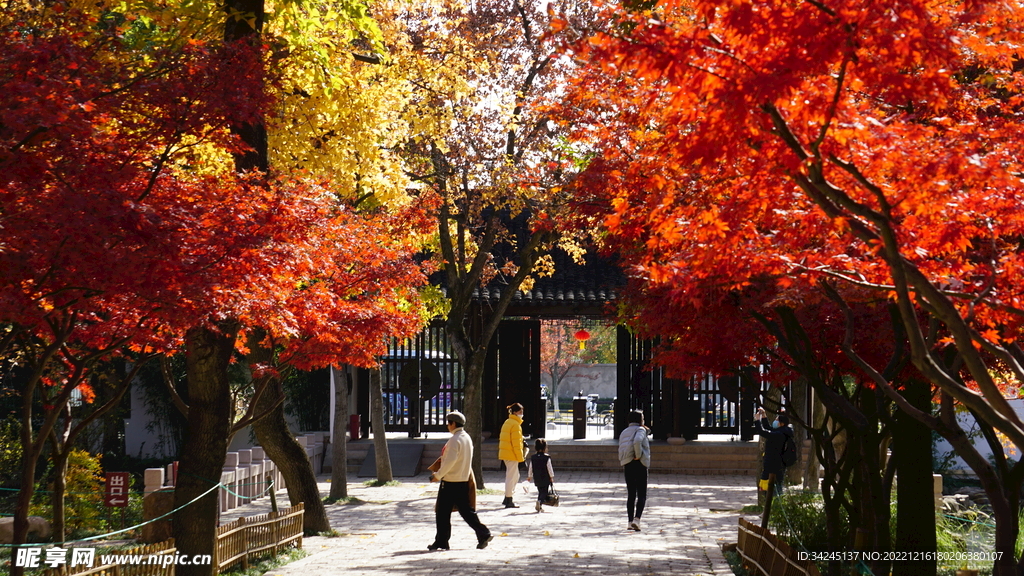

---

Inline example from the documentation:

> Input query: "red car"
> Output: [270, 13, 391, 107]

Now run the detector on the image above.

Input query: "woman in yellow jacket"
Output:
[498, 403, 525, 508]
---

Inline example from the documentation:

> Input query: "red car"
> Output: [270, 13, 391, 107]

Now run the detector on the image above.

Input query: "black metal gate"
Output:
[615, 327, 668, 439]
[687, 374, 740, 435]
[380, 325, 464, 436]
[615, 327, 777, 440]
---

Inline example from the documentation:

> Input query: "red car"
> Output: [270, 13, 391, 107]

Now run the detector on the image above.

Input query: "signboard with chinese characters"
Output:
[104, 472, 129, 507]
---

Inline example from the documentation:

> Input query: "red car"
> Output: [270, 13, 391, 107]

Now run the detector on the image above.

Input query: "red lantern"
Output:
[574, 329, 591, 350]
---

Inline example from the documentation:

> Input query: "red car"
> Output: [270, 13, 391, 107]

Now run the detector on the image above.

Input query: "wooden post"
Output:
[761, 473, 776, 529]
[239, 516, 248, 570]
[271, 506, 279, 555]
[268, 475, 278, 514]
[212, 528, 220, 576]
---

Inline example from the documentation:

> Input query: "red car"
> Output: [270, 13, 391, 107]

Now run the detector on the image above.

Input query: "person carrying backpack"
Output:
[754, 407, 796, 494]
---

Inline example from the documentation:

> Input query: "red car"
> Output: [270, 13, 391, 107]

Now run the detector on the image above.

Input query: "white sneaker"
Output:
[630, 519, 641, 531]
[535, 501, 543, 512]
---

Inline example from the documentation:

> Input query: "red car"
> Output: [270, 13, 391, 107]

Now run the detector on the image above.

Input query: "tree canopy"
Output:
[1, 0, 433, 558]
[555, 1, 1024, 572]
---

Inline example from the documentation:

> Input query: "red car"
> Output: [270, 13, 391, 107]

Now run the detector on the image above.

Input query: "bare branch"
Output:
[161, 356, 190, 418]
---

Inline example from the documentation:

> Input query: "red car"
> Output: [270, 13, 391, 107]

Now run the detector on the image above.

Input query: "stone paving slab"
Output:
[224, 470, 761, 576]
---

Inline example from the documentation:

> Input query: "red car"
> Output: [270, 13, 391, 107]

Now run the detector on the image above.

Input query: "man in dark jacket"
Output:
[754, 407, 794, 493]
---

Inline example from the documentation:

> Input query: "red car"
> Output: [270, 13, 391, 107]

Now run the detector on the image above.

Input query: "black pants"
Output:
[624, 460, 648, 521]
[434, 480, 490, 546]
[536, 481, 551, 503]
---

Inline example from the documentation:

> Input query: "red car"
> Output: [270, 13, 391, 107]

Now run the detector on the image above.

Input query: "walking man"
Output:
[428, 411, 493, 551]
[618, 409, 650, 531]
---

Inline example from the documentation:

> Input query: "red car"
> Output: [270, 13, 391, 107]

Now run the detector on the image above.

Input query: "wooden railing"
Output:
[214, 503, 304, 575]
[737, 518, 821, 576]
[40, 539, 177, 576]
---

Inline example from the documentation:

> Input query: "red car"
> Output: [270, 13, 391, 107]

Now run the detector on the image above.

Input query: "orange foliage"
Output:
[554, 0, 1024, 391]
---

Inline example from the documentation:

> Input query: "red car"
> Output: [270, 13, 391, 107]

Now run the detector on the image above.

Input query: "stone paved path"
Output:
[224, 470, 760, 576]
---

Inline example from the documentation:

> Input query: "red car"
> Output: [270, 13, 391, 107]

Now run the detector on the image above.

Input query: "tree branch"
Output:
[161, 355, 190, 418]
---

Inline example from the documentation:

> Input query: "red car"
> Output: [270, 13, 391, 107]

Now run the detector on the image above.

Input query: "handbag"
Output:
[544, 486, 560, 507]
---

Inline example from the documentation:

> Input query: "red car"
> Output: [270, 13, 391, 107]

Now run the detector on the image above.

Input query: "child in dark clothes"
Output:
[526, 438, 555, 512]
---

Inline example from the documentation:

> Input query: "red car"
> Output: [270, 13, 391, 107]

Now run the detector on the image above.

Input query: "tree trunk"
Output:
[244, 329, 330, 533]
[49, 405, 72, 543]
[893, 380, 936, 576]
[803, 390, 824, 491]
[251, 377, 331, 533]
[9, 441, 40, 576]
[934, 403, 1018, 576]
[550, 369, 562, 418]
[173, 322, 239, 576]
[50, 448, 68, 543]
[329, 366, 350, 500]
[463, 352, 487, 488]
[821, 481, 844, 576]
[368, 368, 392, 481]
[787, 377, 809, 486]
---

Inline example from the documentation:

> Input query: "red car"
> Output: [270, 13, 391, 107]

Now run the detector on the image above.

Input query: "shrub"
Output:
[31, 449, 108, 538]
[768, 489, 847, 553]
[0, 416, 21, 487]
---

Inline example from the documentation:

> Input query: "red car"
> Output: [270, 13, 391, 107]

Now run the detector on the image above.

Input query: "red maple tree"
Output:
[552, 0, 1024, 571]
[1, 3, 431, 558]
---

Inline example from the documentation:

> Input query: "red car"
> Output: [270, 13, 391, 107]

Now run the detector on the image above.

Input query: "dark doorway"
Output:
[489, 320, 543, 438]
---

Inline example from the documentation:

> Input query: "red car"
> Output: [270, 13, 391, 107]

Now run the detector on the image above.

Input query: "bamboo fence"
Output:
[737, 517, 822, 576]
[213, 503, 304, 575]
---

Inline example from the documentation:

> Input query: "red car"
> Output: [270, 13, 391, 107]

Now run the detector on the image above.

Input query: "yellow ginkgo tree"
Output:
[366, 0, 600, 484]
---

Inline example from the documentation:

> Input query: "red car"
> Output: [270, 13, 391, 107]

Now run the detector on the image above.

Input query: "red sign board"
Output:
[104, 472, 130, 507]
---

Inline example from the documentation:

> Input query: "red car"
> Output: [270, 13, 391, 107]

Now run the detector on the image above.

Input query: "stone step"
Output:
[342, 439, 768, 475]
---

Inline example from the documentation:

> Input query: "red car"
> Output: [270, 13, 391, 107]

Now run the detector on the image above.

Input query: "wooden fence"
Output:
[40, 504, 304, 576]
[737, 518, 821, 576]
[214, 503, 305, 575]
[40, 539, 178, 576]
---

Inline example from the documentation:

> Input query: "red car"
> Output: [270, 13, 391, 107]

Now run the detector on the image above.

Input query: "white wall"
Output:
[542, 363, 617, 399]
[123, 380, 176, 459]
[124, 377, 312, 460]
[932, 398, 1024, 473]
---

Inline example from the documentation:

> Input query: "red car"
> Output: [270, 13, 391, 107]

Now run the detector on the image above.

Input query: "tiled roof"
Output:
[437, 246, 625, 314]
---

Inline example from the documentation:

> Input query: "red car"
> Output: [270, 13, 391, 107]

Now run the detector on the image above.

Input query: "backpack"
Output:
[781, 435, 797, 467]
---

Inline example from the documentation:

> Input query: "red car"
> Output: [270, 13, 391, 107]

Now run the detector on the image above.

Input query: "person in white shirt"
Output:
[617, 410, 651, 532]
[428, 411, 493, 551]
